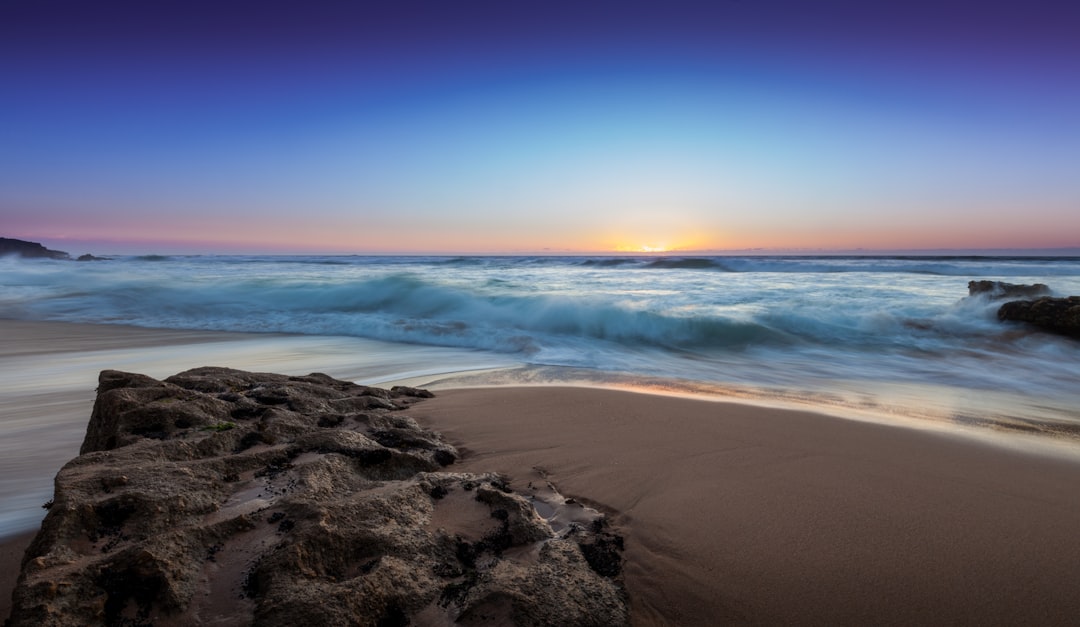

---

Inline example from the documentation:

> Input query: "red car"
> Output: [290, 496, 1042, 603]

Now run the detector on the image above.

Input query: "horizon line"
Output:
[10, 234, 1080, 257]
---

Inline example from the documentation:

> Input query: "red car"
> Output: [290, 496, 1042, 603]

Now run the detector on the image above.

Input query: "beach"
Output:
[414, 388, 1080, 625]
[6, 0, 1080, 619]
[3, 320, 1080, 624]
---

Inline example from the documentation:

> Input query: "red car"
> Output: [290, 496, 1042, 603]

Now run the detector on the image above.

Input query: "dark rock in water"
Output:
[0, 237, 70, 260]
[968, 280, 1051, 299]
[9, 367, 627, 627]
[76, 254, 110, 261]
[998, 296, 1080, 339]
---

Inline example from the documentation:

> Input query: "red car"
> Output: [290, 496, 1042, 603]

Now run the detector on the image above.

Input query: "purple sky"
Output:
[3, 0, 1079, 254]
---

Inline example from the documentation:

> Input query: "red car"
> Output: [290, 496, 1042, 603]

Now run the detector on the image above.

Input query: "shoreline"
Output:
[4, 319, 1080, 624]
[5, 319, 1079, 452]
[416, 365, 1080, 452]
[0, 318, 515, 538]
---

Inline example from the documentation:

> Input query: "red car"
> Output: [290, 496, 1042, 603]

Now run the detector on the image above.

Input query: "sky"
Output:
[2, 0, 1079, 255]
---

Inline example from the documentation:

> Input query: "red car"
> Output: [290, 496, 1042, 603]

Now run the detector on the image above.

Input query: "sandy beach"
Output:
[413, 388, 1080, 626]
[3, 320, 1080, 625]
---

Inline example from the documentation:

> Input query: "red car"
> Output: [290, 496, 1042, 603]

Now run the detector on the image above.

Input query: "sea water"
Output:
[2, 253, 1080, 536]
[3, 254, 1080, 427]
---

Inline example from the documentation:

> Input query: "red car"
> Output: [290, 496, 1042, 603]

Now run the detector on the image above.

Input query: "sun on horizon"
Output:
[610, 242, 674, 254]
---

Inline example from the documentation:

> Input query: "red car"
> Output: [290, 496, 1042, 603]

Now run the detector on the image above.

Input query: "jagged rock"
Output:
[968, 280, 1051, 299]
[0, 237, 70, 260]
[8, 368, 627, 626]
[390, 385, 435, 399]
[998, 296, 1080, 339]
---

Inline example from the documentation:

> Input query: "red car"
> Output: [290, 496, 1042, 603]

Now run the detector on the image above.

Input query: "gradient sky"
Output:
[2, 0, 1079, 254]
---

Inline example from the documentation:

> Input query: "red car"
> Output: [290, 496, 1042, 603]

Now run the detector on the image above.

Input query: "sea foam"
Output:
[3, 254, 1079, 425]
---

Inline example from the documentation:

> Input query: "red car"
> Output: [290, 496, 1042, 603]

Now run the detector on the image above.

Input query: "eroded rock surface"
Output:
[998, 296, 1080, 339]
[9, 368, 627, 626]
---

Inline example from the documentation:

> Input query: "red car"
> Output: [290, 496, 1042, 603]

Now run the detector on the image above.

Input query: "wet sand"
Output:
[5, 320, 1080, 625]
[412, 387, 1080, 626]
[0, 532, 34, 622]
[0, 319, 511, 538]
[0, 321, 270, 538]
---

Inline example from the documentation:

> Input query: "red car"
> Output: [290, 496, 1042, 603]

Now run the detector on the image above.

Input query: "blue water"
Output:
[3, 254, 1080, 427]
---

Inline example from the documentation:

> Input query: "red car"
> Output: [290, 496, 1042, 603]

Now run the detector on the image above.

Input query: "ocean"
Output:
[3, 253, 1079, 432]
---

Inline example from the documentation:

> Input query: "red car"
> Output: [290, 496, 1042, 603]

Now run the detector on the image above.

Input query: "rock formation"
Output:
[0, 238, 70, 260]
[967, 280, 1051, 299]
[998, 296, 1080, 339]
[8, 368, 627, 626]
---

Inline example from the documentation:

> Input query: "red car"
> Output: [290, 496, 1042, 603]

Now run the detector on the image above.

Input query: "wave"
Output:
[574, 255, 1080, 277]
[2, 268, 797, 354]
[272, 275, 796, 351]
[3, 270, 1030, 360]
[81, 254, 1080, 279]
[579, 258, 639, 267]
[4, 254, 1079, 371]
[437, 256, 485, 266]
[626, 256, 1080, 277]
[644, 258, 731, 270]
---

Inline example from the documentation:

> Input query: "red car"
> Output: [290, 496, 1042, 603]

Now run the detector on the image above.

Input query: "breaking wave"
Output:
[643, 258, 732, 270]
[2, 253, 1079, 403]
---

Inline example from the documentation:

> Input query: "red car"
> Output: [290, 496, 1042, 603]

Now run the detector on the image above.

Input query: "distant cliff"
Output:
[0, 238, 70, 260]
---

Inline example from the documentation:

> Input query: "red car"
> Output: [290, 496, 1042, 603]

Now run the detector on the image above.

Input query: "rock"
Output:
[997, 296, 1080, 339]
[390, 385, 435, 399]
[9, 368, 627, 626]
[76, 254, 111, 261]
[0, 237, 70, 260]
[968, 280, 1051, 299]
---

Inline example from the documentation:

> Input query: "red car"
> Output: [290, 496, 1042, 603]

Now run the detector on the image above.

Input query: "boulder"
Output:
[968, 280, 1051, 299]
[998, 296, 1080, 339]
[8, 368, 627, 626]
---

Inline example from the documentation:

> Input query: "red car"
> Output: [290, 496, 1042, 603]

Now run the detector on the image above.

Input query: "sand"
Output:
[0, 532, 34, 622]
[412, 387, 1080, 626]
[4, 320, 1080, 625]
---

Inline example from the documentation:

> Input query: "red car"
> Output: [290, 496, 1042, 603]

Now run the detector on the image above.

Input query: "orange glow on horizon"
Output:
[612, 242, 671, 253]
[15, 212, 1080, 256]
[606, 234, 718, 255]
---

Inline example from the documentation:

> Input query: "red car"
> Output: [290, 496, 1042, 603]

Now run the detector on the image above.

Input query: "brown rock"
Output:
[997, 296, 1080, 339]
[9, 368, 627, 626]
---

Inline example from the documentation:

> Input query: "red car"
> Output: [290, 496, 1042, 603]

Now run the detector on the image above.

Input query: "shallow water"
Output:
[3, 253, 1078, 422]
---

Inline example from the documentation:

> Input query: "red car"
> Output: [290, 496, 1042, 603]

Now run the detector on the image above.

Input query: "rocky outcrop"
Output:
[968, 280, 1051, 299]
[998, 296, 1080, 339]
[9, 368, 627, 626]
[76, 254, 110, 262]
[0, 238, 70, 260]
